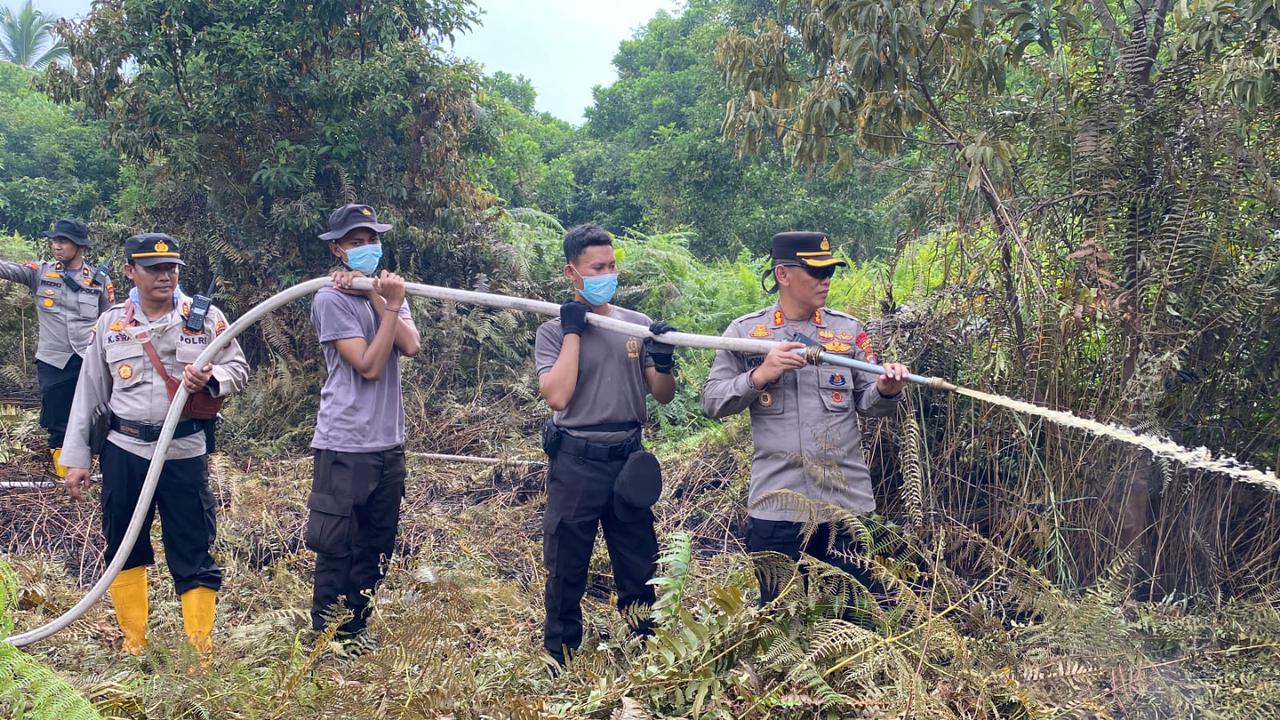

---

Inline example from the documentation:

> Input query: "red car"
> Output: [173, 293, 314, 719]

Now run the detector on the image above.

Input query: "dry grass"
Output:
[2, 404, 1279, 718]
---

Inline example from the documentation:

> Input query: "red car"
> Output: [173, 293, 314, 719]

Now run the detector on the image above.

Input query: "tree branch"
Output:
[1088, 0, 1125, 46]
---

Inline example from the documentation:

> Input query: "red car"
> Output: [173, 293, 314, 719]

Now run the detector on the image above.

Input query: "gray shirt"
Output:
[62, 297, 250, 468]
[310, 287, 417, 453]
[701, 305, 901, 522]
[0, 259, 113, 368]
[534, 305, 655, 443]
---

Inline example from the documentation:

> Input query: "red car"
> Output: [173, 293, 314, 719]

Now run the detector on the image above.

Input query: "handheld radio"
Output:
[185, 276, 217, 332]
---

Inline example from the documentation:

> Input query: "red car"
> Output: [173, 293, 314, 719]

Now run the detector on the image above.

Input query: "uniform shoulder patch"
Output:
[854, 330, 877, 363]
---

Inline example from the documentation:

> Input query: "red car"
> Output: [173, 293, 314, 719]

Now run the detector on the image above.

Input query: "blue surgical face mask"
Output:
[128, 285, 184, 307]
[572, 267, 618, 307]
[343, 243, 383, 275]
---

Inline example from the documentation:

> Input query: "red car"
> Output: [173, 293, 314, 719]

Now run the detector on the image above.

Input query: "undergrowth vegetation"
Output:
[4, 408, 1280, 718]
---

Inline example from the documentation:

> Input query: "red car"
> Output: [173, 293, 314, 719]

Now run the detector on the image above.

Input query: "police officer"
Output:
[62, 233, 248, 662]
[702, 231, 909, 605]
[0, 218, 112, 477]
[535, 223, 678, 666]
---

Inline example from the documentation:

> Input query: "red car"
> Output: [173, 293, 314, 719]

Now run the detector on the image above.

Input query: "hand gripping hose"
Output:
[8, 277, 949, 646]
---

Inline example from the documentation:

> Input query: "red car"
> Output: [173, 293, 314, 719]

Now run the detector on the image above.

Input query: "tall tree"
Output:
[0, 0, 67, 69]
[42, 0, 487, 359]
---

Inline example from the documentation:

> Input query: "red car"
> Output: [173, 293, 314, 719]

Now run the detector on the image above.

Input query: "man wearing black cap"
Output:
[0, 218, 113, 478]
[702, 232, 910, 605]
[61, 233, 248, 663]
[307, 203, 419, 650]
[534, 223, 678, 666]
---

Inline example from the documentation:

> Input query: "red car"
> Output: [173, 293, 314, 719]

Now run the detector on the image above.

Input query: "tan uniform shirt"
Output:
[0, 259, 113, 368]
[701, 305, 901, 522]
[61, 297, 249, 469]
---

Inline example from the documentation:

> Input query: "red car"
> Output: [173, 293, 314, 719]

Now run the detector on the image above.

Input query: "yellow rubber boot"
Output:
[181, 587, 216, 667]
[49, 448, 67, 479]
[107, 566, 148, 655]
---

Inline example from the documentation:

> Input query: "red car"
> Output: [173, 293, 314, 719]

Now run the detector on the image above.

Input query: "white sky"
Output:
[30, 0, 682, 123]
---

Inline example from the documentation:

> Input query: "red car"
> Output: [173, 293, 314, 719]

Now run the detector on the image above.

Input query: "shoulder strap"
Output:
[126, 300, 177, 398]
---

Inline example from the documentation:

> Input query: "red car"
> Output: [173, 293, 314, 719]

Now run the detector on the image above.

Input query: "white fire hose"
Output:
[8, 276, 945, 647]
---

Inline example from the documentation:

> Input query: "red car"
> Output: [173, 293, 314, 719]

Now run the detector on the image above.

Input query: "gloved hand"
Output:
[560, 300, 589, 336]
[646, 320, 677, 374]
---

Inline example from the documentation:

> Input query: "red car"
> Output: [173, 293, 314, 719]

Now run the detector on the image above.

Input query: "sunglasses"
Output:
[797, 264, 837, 280]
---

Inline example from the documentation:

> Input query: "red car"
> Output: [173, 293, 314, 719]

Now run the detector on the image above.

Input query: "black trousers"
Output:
[543, 450, 658, 664]
[101, 441, 221, 595]
[746, 518, 876, 607]
[36, 355, 81, 449]
[306, 447, 406, 636]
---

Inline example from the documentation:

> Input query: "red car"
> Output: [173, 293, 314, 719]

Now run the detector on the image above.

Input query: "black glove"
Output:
[560, 300, 589, 336]
[647, 320, 677, 374]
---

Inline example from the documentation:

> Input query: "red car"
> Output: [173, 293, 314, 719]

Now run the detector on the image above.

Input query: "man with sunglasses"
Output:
[62, 233, 249, 663]
[702, 231, 910, 605]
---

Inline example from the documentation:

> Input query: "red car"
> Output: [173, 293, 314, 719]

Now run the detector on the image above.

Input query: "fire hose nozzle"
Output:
[927, 377, 958, 392]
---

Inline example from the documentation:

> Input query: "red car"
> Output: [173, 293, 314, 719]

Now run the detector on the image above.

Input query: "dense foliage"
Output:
[1, 0, 1280, 717]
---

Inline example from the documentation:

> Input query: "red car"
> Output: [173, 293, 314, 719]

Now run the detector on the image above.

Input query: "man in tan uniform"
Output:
[0, 218, 112, 476]
[702, 231, 909, 605]
[62, 233, 249, 662]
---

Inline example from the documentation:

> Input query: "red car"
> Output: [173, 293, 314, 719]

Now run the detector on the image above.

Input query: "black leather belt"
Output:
[110, 415, 206, 442]
[557, 431, 641, 462]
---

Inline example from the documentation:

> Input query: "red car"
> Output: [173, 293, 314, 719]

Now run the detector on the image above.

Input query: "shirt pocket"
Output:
[750, 384, 786, 416]
[175, 336, 208, 366]
[818, 368, 853, 413]
[76, 290, 101, 318]
[105, 342, 146, 389]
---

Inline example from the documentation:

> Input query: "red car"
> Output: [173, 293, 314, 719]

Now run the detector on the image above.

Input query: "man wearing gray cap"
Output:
[62, 232, 249, 664]
[0, 218, 113, 477]
[702, 231, 909, 607]
[307, 203, 420, 650]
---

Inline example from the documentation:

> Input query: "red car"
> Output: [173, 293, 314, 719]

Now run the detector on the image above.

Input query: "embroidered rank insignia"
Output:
[626, 337, 640, 358]
[181, 301, 191, 317]
[772, 309, 785, 327]
[110, 320, 124, 332]
[822, 341, 851, 353]
[831, 390, 844, 403]
[829, 373, 847, 387]
[759, 391, 774, 407]
[107, 282, 115, 302]
[854, 331, 877, 363]
[118, 364, 134, 380]
[215, 319, 227, 335]
[813, 310, 824, 325]
[820, 237, 831, 251]
[361, 207, 373, 216]
[749, 324, 771, 338]
[41, 297, 54, 308]
[154, 240, 169, 252]
[838, 330, 853, 341]
[817, 329, 835, 341]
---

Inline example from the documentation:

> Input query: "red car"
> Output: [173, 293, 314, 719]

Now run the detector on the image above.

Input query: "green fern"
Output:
[0, 561, 101, 719]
